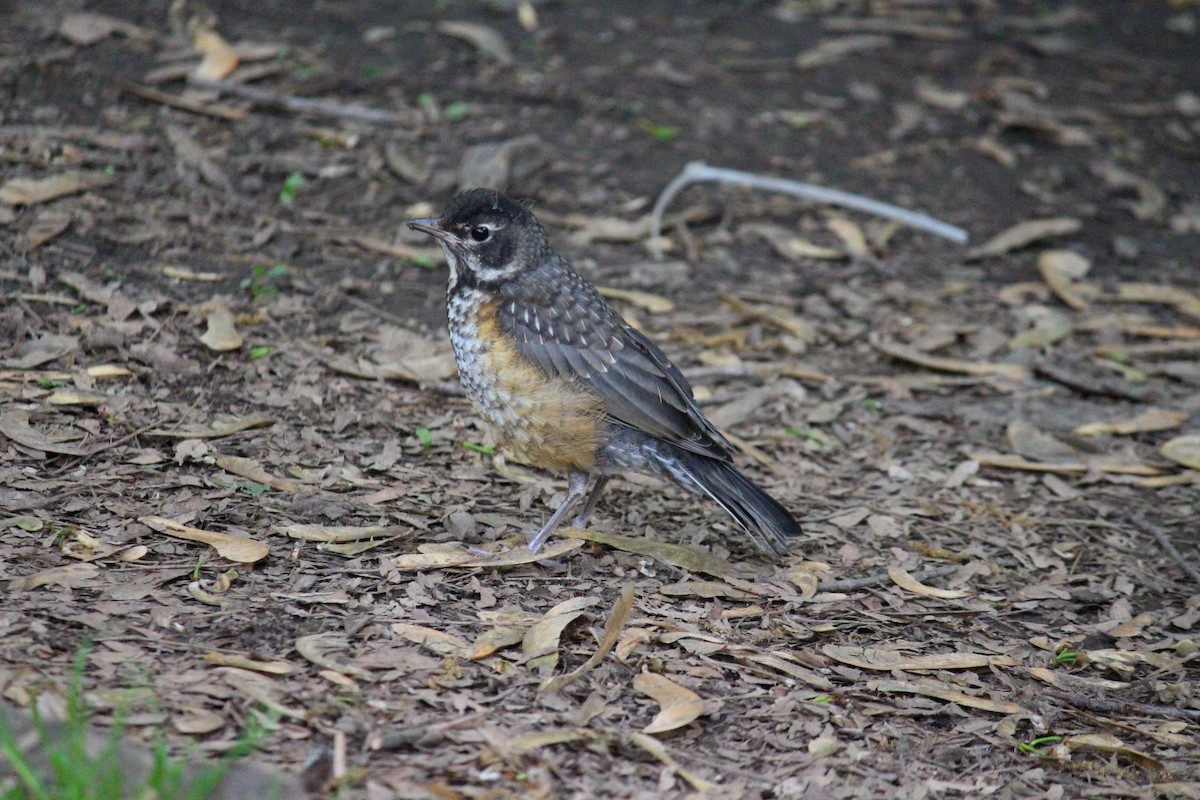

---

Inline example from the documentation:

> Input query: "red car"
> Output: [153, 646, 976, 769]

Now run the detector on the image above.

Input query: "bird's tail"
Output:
[657, 447, 802, 557]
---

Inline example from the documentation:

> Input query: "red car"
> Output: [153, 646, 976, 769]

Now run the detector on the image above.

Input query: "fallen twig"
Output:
[649, 161, 969, 260]
[1130, 512, 1200, 586]
[188, 77, 407, 125]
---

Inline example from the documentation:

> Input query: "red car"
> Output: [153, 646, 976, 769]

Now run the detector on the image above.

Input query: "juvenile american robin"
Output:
[407, 189, 802, 557]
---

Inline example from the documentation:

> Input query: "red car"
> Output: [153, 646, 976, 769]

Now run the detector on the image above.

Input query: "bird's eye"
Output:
[470, 226, 491, 242]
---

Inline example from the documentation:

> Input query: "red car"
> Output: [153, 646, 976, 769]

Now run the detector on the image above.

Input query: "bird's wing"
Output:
[497, 268, 733, 461]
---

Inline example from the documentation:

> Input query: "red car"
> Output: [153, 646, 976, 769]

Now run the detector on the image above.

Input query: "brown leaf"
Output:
[0, 410, 88, 455]
[1161, 435, 1200, 469]
[192, 28, 239, 80]
[435, 21, 513, 64]
[139, 515, 269, 563]
[523, 596, 598, 671]
[1113, 283, 1200, 319]
[468, 627, 526, 660]
[214, 454, 300, 492]
[627, 733, 714, 793]
[541, 585, 635, 692]
[1066, 734, 1163, 769]
[10, 563, 100, 591]
[966, 218, 1081, 260]
[171, 709, 225, 735]
[198, 308, 243, 352]
[871, 334, 1029, 380]
[390, 537, 585, 570]
[295, 634, 372, 679]
[1037, 250, 1092, 310]
[596, 286, 674, 314]
[0, 172, 113, 206]
[633, 672, 705, 734]
[17, 209, 72, 252]
[390, 623, 469, 656]
[202, 653, 296, 675]
[147, 413, 273, 439]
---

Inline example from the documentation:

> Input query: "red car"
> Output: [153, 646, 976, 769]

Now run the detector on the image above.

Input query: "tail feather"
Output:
[662, 450, 802, 557]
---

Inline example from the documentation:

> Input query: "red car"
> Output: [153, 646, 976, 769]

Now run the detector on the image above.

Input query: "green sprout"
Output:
[638, 120, 680, 141]
[1018, 735, 1063, 757]
[461, 441, 495, 455]
[415, 427, 433, 447]
[278, 172, 305, 207]
[241, 263, 288, 301]
[248, 346, 272, 361]
[1052, 650, 1078, 666]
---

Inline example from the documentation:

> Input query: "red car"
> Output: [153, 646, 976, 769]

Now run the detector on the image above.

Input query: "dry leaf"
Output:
[1161, 435, 1200, 469]
[559, 527, 737, 578]
[887, 566, 968, 599]
[10, 563, 100, 591]
[390, 537, 585, 570]
[825, 214, 871, 258]
[633, 672, 705, 734]
[1074, 408, 1188, 437]
[202, 652, 295, 674]
[172, 709, 225, 735]
[435, 21, 513, 64]
[17, 209, 72, 251]
[215, 454, 300, 492]
[295, 634, 372, 679]
[87, 364, 132, 378]
[867, 679, 1029, 715]
[742, 223, 845, 260]
[217, 667, 305, 719]
[139, 515, 268, 563]
[468, 627, 526, 660]
[1066, 734, 1163, 769]
[0, 172, 113, 206]
[281, 523, 407, 543]
[822, 645, 1012, 671]
[199, 308, 243, 352]
[784, 562, 830, 598]
[871, 334, 1029, 380]
[1113, 283, 1200, 319]
[966, 218, 1081, 260]
[1037, 250, 1091, 310]
[597, 286, 674, 314]
[808, 736, 841, 757]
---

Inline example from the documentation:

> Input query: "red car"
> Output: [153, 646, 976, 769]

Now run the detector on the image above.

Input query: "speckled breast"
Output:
[446, 287, 604, 472]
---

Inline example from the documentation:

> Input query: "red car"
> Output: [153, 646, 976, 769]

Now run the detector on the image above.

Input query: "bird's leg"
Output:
[572, 476, 609, 528]
[527, 471, 589, 553]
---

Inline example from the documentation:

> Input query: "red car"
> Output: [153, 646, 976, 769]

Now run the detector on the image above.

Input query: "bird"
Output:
[407, 188, 802, 557]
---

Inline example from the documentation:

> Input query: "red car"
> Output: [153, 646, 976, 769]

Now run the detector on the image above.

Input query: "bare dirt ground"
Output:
[2, 1, 1199, 798]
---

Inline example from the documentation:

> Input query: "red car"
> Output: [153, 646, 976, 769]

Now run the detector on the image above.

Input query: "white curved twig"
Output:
[649, 161, 969, 259]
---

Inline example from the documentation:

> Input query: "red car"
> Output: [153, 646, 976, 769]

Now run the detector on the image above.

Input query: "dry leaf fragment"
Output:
[59, 12, 154, 45]
[887, 566, 968, 599]
[390, 537, 585, 570]
[1113, 283, 1200, 319]
[10, 563, 100, 591]
[1037, 250, 1091, 310]
[468, 627, 526, 660]
[808, 736, 841, 757]
[0, 410, 88, 455]
[87, 364, 132, 378]
[825, 214, 871, 258]
[199, 308, 243, 352]
[139, 515, 268, 563]
[523, 596, 599, 671]
[867, 679, 1029, 715]
[217, 667, 305, 719]
[0, 172, 114, 206]
[172, 709, 225, 735]
[148, 413, 273, 440]
[1074, 408, 1189, 437]
[1161, 436, 1200, 470]
[192, 27, 239, 80]
[633, 672, 705, 734]
[965, 218, 1081, 260]
[596, 286, 674, 314]
[17, 209, 72, 252]
[202, 652, 295, 674]
[823, 645, 1011, 671]
[741, 223, 846, 260]
[871, 334, 1029, 380]
[435, 21, 513, 64]
[560, 527, 737, 578]
[281, 523, 407, 543]
[795, 34, 892, 69]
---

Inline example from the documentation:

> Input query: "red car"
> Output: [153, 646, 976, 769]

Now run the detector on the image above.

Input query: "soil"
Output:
[2, 1, 1198, 798]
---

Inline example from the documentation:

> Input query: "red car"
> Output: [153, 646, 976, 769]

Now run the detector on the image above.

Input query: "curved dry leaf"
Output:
[628, 733, 714, 793]
[199, 308, 242, 352]
[148, 413, 274, 439]
[390, 537, 584, 570]
[523, 596, 599, 670]
[1074, 408, 1189, 437]
[871, 334, 1029, 380]
[192, 28, 238, 80]
[868, 679, 1029, 715]
[887, 566, 968, 599]
[1037, 249, 1091, 310]
[634, 672, 705, 734]
[469, 627, 526, 660]
[87, 364, 132, 378]
[562, 528, 737, 578]
[435, 21, 513, 64]
[784, 562, 829, 599]
[217, 667, 305, 719]
[966, 217, 1081, 260]
[139, 515, 269, 563]
[541, 585, 635, 693]
[1066, 734, 1163, 769]
[597, 286, 674, 314]
[1161, 435, 1200, 470]
[391, 622, 469, 656]
[1115, 282, 1200, 318]
[296, 633, 372, 679]
[187, 580, 225, 606]
[281, 523, 407, 543]
[822, 645, 1009, 671]
[215, 454, 299, 492]
[825, 214, 870, 258]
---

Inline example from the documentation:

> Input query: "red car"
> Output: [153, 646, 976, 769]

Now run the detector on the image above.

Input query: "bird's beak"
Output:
[406, 217, 457, 244]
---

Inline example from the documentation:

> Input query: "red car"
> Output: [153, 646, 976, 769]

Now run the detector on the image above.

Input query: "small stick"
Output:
[649, 161, 969, 260]
[121, 82, 247, 121]
[188, 77, 405, 125]
[1130, 512, 1200, 586]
